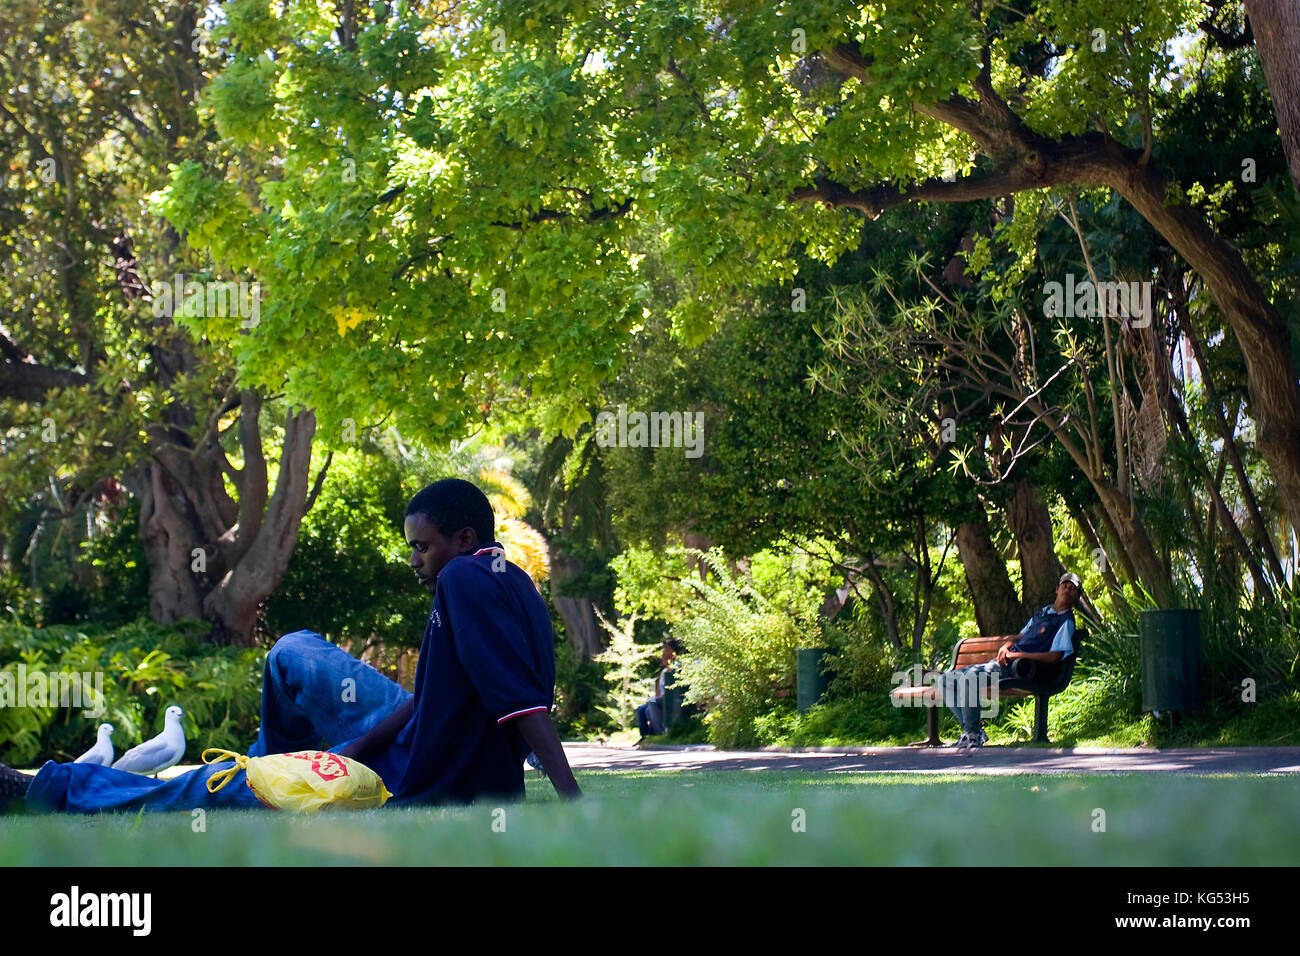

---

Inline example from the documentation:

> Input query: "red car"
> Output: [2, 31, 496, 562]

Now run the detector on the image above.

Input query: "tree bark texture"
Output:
[1246, 1, 1300, 196]
[954, 503, 1023, 636]
[549, 551, 604, 660]
[122, 396, 320, 647]
[1003, 478, 1065, 614]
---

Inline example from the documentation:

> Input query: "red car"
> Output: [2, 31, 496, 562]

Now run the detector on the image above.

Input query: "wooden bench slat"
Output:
[890, 686, 938, 703]
[890, 684, 1029, 700]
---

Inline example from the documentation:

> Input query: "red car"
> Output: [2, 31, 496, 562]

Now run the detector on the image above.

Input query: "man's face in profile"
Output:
[405, 513, 476, 592]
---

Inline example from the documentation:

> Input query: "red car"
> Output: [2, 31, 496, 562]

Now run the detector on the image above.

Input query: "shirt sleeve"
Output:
[1049, 618, 1075, 657]
[438, 560, 551, 724]
[1019, 617, 1034, 637]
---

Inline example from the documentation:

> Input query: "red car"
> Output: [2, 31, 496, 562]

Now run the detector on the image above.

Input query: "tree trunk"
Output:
[1094, 483, 1176, 606]
[127, 460, 208, 625]
[202, 406, 319, 646]
[1003, 478, 1064, 614]
[860, 554, 902, 650]
[1246, 0, 1300, 195]
[122, 397, 322, 647]
[1068, 500, 1127, 612]
[1100, 150, 1300, 539]
[1169, 268, 1286, 582]
[549, 551, 603, 659]
[954, 504, 1022, 636]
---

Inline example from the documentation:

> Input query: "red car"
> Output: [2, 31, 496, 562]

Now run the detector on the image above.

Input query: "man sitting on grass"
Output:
[0, 478, 580, 813]
[940, 572, 1082, 752]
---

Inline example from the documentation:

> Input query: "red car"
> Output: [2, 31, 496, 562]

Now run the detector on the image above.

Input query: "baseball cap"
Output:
[1059, 572, 1082, 588]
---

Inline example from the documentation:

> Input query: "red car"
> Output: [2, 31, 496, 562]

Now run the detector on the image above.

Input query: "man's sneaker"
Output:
[0, 763, 32, 813]
[968, 730, 988, 750]
[953, 733, 973, 752]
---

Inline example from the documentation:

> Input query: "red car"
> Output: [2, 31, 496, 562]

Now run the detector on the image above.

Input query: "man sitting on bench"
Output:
[941, 572, 1081, 751]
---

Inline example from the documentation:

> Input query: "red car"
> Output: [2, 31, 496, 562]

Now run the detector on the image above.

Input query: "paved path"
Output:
[41, 744, 1300, 781]
[561, 743, 1300, 775]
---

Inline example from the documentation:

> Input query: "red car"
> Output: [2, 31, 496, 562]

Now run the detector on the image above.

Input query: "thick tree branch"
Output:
[491, 196, 634, 231]
[821, 42, 998, 155]
[231, 389, 267, 560]
[801, 31, 1300, 533]
[1200, 0, 1255, 48]
[0, 322, 90, 399]
[788, 135, 1114, 217]
[0, 361, 89, 401]
[304, 449, 333, 514]
[0, 321, 35, 364]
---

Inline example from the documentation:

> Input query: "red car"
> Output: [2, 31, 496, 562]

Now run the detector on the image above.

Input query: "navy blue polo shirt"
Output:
[1011, 605, 1075, 658]
[377, 543, 555, 805]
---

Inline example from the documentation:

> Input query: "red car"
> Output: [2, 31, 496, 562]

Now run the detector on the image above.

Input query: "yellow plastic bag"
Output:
[202, 748, 393, 813]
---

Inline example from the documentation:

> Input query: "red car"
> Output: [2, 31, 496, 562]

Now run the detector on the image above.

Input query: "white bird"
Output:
[73, 722, 116, 766]
[112, 706, 187, 776]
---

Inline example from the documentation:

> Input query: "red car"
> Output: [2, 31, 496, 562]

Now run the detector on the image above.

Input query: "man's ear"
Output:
[454, 527, 480, 553]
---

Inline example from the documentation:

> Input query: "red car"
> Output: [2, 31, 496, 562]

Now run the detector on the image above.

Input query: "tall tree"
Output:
[0, 0, 328, 645]
[186, 0, 1300, 539]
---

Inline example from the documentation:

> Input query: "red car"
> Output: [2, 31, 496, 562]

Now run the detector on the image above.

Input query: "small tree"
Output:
[592, 610, 659, 731]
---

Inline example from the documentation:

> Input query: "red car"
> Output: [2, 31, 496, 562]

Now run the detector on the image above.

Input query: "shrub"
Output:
[593, 610, 660, 730]
[671, 547, 825, 747]
[821, 602, 911, 697]
[550, 619, 614, 739]
[0, 619, 264, 766]
[752, 694, 925, 747]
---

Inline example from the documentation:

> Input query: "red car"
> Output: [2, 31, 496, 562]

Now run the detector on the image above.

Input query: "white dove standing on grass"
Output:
[112, 706, 186, 776]
[73, 723, 115, 766]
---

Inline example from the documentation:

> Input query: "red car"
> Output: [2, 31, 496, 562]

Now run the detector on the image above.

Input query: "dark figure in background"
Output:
[636, 640, 682, 742]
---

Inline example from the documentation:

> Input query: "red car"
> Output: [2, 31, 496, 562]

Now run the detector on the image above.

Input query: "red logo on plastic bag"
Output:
[289, 750, 350, 781]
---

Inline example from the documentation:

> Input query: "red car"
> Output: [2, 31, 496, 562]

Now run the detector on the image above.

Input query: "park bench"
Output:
[890, 631, 1085, 746]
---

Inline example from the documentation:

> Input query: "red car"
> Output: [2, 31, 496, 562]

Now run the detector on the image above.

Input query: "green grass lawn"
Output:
[4, 770, 1299, 865]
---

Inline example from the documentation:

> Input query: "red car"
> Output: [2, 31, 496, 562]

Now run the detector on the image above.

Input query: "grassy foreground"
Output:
[3, 770, 1299, 866]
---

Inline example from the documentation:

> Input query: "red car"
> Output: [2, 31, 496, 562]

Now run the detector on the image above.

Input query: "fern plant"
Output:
[592, 610, 659, 731]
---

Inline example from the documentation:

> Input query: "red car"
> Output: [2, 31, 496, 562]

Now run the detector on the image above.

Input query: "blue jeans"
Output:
[26, 631, 413, 814]
[939, 659, 1007, 735]
[636, 698, 664, 737]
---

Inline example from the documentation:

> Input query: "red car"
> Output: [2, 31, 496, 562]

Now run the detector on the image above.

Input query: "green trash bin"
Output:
[797, 647, 832, 713]
[1140, 609, 1205, 713]
[663, 671, 686, 729]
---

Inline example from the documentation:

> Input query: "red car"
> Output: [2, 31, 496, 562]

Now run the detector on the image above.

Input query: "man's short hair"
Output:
[406, 478, 495, 543]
